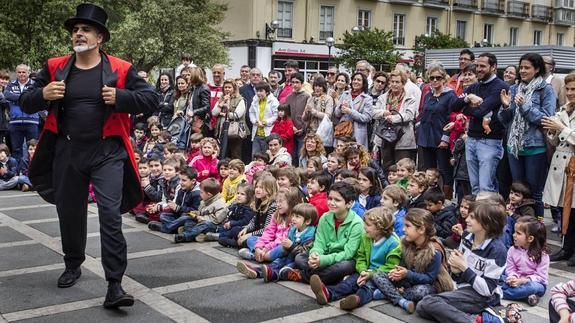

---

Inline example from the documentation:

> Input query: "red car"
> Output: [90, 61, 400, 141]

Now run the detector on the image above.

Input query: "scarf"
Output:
[386, 89, 405, 112]
[508, 76, 545, 158]
[351, 89, 361, 100]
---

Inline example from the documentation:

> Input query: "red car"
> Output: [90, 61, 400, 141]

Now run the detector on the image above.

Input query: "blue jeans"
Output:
[502, 280, 546, 300]
[507, 152, 547, 217]
[160, 213, 193, 233]
[183, 220, 218, 240]
[17, 175, 32, 187]
[293, 134, 304, 167]
[465, 137, 503, 194]
[8, 123, 38, 163]
[326, 272, 377, 306]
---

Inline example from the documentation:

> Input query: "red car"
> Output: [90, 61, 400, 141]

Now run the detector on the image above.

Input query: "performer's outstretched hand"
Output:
[43, 81, 66, 101]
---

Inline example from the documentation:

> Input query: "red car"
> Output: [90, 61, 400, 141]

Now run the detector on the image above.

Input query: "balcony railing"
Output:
[482, 0, 505, 13]
[453, 0, 478, 10]
[555, 0, 575, 10]
[555, 8, 575, 25]
[423, 0, 450, 6]
[507, 0, 529, 17]
[532, 4, 553, 21]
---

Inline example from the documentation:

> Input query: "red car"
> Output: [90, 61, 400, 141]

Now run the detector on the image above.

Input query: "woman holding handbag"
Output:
[417, 63, 456, 197]
[303, 76, 334, 150]
[542, 72, 575, 265]
[333, 72, 373, 149]
[186, 67, 212, 138]
[213, 79, 247, 159]
[372, 69, 418, 172]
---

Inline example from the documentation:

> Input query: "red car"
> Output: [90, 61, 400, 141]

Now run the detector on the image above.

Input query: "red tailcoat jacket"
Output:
[19, 51, 159, 212]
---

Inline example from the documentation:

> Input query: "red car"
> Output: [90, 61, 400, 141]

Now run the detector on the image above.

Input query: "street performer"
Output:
[19, 4, 158, 309]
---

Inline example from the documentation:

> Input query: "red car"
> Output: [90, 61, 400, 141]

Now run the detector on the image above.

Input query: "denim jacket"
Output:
[498, 82, 556, 148]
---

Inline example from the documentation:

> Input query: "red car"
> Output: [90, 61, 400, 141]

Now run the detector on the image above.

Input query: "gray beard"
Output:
[73, 43, 97, 53]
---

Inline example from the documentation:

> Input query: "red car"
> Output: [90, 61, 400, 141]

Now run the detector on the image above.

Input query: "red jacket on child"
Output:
[271, 117, 294, 155]
[190, 154, 219, 182]
[309, 191, 329, 225]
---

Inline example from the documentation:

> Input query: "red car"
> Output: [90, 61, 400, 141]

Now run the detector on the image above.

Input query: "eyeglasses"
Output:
[429, 76, 443, 81]
[327, 72, 336, 75]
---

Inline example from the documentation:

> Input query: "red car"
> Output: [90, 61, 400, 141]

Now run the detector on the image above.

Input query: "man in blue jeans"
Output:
[451, 52, 509, 194]
[3, 64, 40, 163]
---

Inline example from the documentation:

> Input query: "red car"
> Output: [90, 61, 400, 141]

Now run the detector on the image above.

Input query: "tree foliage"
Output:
[414, 30, 470, 53]
[0, 0, 229, 72]
[336, 28, 401, 71]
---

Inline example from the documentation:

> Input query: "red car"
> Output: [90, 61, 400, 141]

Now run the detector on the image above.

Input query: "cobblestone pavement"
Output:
[0, 190, 570, 322]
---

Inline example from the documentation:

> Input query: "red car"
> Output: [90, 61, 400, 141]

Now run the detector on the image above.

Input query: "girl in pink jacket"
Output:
[189, 138, 219, 183]
[237, 187, 303, 276]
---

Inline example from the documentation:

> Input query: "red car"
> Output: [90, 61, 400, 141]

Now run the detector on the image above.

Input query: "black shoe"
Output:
[551, 249, 572, 262]
[103, 281, 134, 309]
[57, 267, 82, 288]
[148, 221, 162, 232]
[567, 255, 575, 267]
[174, 234, 190, 243]
[135, 214, 149, 224]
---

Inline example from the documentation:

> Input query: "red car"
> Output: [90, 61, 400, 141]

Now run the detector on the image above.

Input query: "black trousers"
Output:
[53, 136, 128, 282]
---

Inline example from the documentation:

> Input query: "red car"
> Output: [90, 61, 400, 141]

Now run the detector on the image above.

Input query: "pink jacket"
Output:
[551, 279, 575, 322]
[505, 246, 549, 285]
[254, 215, 290, 251]
[190, 154, 219, 182]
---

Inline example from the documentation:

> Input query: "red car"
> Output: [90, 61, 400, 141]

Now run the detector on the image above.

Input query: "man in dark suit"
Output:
[239, 68, 262, 162]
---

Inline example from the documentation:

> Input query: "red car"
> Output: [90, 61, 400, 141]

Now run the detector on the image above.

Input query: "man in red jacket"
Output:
[19, 4, 158, 309]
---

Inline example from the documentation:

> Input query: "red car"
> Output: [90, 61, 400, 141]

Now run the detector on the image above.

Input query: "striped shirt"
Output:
[551, 280, 575, 322]
[454, 232, 507, 298]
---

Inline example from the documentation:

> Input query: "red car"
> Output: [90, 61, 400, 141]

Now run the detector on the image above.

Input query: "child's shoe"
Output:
[21, 184, 30, 192]
[339, 295, 360, 311]
[372, 289, 384, 300]
[278, 267, 302, 282]
[262, 265, 278, 283]
[195, 234, 207, 242]
[204, 232, 219, 241]
[238, 248, 255, 260]
[481, 308, 505, 323]
[174, 234, 188, 243]
[135, 214, 149, 224]
[310, 275, 329, 305]
[177, 226, 185, 234]
[236, 262, 258, 279]
[398, 298, 415, 314]
[148, 221, 162, 232]
[527, 294, 539, 306]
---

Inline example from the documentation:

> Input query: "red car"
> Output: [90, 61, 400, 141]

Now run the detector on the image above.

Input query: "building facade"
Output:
[217, 0, 575, 78]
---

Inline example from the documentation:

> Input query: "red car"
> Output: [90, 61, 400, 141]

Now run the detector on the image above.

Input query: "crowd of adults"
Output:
[1, 50, 574, 232]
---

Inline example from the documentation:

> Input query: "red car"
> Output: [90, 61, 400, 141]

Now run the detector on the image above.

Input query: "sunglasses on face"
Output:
[429, 76, 443, 81]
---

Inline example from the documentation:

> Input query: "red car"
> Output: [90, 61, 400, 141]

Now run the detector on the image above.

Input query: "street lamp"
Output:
[265, 20, 280, 40]
[351, 26, 362, 34]
[325, 36, 335, 67]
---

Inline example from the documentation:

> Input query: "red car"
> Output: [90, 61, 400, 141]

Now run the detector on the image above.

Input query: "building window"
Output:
[358, 10, 371, 29]
[426, 17, 438, 35]
[456, 20, 466, 40]
[393, 14, 406, 46]
[509, 27, 518, 46]
[533, 30, 542, 45]
[277, 1, 293, 38]
[557, 33, 565, 46]
[483, 24, 493, 44]
[320, 5, 335, 40]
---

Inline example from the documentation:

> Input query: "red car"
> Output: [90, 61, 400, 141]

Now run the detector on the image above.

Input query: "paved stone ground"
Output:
[0, 190, 571, 322]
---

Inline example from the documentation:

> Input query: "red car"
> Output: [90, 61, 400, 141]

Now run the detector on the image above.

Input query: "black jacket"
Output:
[433, 203, 458, 239]
[157, 88, 175, 128]
[173, 185, 201, 214]
[225, 203, 255, 228]
[189, 84, 210, 120]
[408, 194, 426, 209]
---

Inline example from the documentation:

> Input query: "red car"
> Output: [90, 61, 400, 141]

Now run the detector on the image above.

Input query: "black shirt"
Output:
[62, 62, 107, 141]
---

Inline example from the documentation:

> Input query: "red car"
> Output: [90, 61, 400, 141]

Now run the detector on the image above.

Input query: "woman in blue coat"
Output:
[498, 53, 556, 218]
[417, 63, 456, 192]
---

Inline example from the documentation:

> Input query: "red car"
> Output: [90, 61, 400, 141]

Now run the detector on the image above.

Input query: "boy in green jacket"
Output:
[310, 206, 401, 310]
[281, 182, 365, 285]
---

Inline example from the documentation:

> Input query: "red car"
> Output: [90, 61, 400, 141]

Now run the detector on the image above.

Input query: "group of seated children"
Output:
[126, 121, 552, 321]
[0, 141, 35, 192]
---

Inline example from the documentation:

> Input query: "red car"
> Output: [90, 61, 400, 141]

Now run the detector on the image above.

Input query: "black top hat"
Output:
[64, 3, 110, 42]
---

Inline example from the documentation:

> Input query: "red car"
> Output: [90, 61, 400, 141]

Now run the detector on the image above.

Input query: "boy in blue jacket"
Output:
[148, 165, 201, 233]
